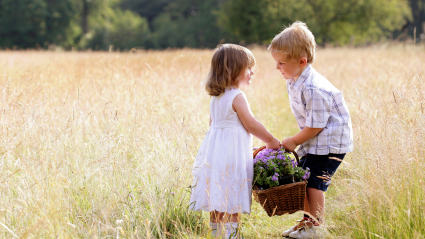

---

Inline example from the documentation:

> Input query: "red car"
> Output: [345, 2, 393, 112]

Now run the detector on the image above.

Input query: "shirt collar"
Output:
[290, 64, 313, 89]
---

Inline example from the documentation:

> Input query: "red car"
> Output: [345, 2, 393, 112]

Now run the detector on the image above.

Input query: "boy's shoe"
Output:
[288, 225, 321, 239]
[282, 219, 305, 237]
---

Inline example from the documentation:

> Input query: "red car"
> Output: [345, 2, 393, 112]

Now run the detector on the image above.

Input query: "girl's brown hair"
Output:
[205, 44, 256, 96]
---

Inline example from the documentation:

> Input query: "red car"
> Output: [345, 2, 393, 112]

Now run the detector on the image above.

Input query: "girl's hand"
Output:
[281, 137, 297, 152]
[266, 137, 280, 149]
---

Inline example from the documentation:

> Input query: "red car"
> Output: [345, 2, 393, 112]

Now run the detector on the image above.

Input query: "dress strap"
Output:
[227, 88, 243, 111]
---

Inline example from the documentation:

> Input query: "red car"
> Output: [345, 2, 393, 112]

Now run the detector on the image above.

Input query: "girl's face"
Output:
[238, 67, 255, 87]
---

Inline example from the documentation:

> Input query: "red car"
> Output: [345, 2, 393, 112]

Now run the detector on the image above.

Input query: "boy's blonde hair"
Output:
[268, 21, 316, 63]
[206, 44, 255, 97]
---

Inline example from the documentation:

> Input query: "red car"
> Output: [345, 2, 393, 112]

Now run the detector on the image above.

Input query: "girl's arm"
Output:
[232, 94, 280, 149]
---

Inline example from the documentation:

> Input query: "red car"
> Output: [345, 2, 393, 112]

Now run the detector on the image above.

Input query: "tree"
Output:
[0, 0, 78, 48]
[218, 0, 410, 46]
[120, 0, 173, 28]
[150, 0, 227, 48]
[408, 0, 425, 41]
[78, 0, 150, 51]
[306, 0, 411, 44]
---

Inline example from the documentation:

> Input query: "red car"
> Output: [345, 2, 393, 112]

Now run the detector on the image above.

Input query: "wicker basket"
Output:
[252, 146, 307, 217]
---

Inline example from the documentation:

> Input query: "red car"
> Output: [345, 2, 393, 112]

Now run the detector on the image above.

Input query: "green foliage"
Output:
[0, 0, 78, 48]
[219, 0, 411, 45]
[0, 0, 416, 49]
[306, 0, 411, 45]
[217, 0, 266, 44]
[156, 189, 205, 237]
[120, 0, 173, 24]
[108, 10, 150, 50]
[81, 9, 150, 50]
[149, 0, 226, 49]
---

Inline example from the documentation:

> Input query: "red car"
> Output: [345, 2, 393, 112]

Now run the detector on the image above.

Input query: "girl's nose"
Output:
[275, 63, 279, 70]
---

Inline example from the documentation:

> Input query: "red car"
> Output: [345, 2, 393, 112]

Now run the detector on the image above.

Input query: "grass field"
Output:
[1, 45, 424, 238]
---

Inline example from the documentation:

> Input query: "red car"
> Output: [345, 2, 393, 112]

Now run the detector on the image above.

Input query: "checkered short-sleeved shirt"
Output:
[287, 64, 353, 157]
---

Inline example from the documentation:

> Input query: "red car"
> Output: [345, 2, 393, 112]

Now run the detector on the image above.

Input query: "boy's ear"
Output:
[299, 57, 308, 67]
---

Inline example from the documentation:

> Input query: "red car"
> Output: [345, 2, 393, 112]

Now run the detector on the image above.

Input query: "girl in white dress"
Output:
[189, 44, 280, 238]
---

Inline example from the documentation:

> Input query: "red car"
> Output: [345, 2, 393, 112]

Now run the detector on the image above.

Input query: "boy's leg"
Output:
[288, 153, 345, 238]
[306, 187, 325, 225]
[304, 194, 310, 213]
[301, 153, 345, 222]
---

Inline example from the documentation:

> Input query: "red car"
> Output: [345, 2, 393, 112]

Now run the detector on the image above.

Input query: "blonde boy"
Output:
[268, 22, 353, 238]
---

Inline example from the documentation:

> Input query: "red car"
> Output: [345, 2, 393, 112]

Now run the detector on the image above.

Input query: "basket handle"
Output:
[253, 144, 300, 165]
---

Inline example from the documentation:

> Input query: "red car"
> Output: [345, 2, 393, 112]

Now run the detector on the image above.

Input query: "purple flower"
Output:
[272, 176, 278, 181]
[255, 154, 264, 160]
[253, 159, 257, 164]
[274, 173, 279, 176]
[265, 149, 273, 154]
[302, 171, 311, 180]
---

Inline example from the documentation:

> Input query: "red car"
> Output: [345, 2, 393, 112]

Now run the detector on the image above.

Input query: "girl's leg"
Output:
[210, 211, 239, 223]
[210, 211, 239, 238]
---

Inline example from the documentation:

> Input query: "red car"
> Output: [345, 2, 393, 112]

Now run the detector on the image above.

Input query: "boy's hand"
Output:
[281, 137, 297, 152]
[266, 137, 280, 149]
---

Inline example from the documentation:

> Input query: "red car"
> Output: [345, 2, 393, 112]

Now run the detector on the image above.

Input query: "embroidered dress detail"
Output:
[189, 88, 253, 214]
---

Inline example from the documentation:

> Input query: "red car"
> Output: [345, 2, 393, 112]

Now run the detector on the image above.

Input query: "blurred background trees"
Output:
[0, 0, 421, 50]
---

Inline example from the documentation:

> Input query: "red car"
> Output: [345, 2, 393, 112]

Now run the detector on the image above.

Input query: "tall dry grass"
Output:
[0, 45, 424, 238]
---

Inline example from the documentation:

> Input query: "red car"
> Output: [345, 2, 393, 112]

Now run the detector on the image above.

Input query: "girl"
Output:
[189, 44, 280, 238]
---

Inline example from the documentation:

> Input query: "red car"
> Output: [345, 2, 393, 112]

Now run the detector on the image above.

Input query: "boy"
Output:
[268, 22, 353, 238]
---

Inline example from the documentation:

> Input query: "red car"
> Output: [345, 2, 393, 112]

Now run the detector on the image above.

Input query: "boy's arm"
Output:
[282, 87, 331, 152]
[233, 93, 280, 149]
[281, 127, 323, 152]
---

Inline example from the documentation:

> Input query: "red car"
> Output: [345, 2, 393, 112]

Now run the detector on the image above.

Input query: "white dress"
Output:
[190, 88, 253, 214]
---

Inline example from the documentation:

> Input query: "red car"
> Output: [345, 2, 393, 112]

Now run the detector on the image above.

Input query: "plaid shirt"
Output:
[287, 64, 353, 157]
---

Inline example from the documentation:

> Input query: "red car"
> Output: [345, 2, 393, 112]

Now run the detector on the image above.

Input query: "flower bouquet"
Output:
[252, 146, 310, 217]
[253, 147, 310, 190]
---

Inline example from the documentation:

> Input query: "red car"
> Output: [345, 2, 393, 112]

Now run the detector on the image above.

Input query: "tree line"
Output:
[0, 0, 422, 50]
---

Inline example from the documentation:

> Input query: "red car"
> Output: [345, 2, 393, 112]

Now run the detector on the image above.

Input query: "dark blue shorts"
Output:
[299, 153, 345, 192]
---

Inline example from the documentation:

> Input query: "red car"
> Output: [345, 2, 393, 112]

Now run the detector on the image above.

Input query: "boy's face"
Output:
[271, 51, 306, 81]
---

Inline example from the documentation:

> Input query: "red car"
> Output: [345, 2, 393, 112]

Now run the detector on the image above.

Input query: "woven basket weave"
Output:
[252, 146, 307, 217]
